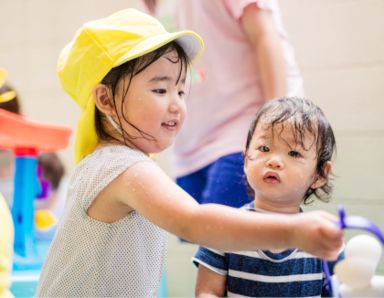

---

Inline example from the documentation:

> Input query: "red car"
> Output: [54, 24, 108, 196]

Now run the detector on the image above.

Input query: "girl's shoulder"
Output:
[89, 144, 149, 162]
[67, 145, 153, 208]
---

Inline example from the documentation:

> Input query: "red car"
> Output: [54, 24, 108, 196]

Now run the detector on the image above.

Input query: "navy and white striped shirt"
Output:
[193, 204, 343, 297]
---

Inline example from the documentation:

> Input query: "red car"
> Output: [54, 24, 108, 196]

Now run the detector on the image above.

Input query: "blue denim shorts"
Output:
[176, 152, 253, 208]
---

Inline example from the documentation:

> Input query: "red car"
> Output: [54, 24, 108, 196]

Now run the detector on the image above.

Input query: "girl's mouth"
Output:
[161, 120, 178, 130]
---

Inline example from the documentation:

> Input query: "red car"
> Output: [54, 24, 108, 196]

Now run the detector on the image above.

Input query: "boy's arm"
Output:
[241, 3, 287, 100]
[195, 266, 226, 298]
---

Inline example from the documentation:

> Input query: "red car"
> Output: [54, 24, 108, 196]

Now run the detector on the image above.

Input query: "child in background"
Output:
[193, 97, 344, 297]
[0, 73, 66, 219]
[0, 71, 21, 207]
[36, 10, 342, 297]
[34, 152, 66, 239]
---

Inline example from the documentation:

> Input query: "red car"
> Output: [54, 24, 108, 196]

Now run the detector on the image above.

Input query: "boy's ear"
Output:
[311, 161, 332, 189]
[93, 84, 115, 115]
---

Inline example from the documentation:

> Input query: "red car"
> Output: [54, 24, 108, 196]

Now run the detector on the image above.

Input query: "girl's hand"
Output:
[290, 211, 343, 260]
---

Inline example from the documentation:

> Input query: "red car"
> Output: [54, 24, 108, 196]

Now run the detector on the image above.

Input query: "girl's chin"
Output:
[145, 143, 172, 155]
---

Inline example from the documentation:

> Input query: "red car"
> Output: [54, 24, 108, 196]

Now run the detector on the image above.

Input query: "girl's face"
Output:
[114, 49, 188, 154]
[244, 117, 328, 213]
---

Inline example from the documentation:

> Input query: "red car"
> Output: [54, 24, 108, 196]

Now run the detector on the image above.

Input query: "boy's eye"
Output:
[152, 88, 166, 94]
[258, 145, 270, 152]
[288, 150, 302, 158]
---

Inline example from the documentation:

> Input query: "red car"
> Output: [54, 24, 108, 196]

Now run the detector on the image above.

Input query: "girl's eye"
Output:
[258, 145, 270, 152]
[178, 90, 185, 97]
[288, 150, 302, 158]
[152, 88, 166, 94]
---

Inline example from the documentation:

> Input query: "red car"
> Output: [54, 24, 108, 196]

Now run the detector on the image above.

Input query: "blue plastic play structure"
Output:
[12, 149, 43, 271]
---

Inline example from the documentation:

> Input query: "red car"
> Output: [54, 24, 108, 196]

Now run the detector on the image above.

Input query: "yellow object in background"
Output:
[35, 210, 57, 231]
[0, 68, 16, 103]
[0, 193, 14, 298]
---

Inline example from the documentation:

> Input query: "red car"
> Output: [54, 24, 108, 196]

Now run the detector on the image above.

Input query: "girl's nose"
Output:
[169, 93, 183, 113]
[266, 156, 284, 169]
[168, 102, 179, 113]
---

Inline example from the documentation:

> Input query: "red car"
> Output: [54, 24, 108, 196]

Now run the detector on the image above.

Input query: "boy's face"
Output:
[114, 49, 188, 154]
[244, 117, 329, 213]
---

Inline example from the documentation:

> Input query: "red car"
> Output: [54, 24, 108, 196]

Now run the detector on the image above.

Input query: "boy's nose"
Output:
[266, 156, 284, 169]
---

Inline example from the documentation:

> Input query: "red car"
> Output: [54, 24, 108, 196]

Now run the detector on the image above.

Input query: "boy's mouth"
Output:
[263, 172, 281, 184]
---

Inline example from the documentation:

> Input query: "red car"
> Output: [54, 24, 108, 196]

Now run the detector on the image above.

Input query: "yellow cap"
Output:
[0, 68, 16, 103]
[58, 9, 204, 163]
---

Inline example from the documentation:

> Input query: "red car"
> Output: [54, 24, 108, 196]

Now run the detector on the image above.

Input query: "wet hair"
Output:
[0, 83, 21, 114]
[95, 41, 189, 147]
[244, 97, 336, 204]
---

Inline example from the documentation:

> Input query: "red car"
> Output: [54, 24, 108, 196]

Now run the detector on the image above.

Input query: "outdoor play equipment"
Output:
[0, 108, 71, 270]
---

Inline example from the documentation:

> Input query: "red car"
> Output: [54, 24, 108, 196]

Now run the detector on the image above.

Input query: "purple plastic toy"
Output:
[323, 205, 384, 297]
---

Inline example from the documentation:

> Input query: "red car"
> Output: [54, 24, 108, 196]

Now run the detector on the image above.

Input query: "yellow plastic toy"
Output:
[35, 210, 57, 231]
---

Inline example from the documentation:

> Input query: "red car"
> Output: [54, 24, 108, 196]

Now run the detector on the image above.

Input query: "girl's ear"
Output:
[311, 161, 332, 189]
[93, 84, 115, 115]
[243, 150, 248, 173]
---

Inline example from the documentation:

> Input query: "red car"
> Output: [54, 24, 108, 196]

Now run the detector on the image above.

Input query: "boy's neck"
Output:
[252, 199, 301, 214]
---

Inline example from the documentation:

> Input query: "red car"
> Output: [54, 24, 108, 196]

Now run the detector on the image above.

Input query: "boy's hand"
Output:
[291, 211, 343, 260]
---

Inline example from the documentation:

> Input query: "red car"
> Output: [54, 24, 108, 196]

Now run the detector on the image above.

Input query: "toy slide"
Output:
[0, 109, 71, 271]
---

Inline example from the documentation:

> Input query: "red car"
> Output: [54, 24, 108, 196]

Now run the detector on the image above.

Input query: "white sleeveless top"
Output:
[36, 145, 166, 297]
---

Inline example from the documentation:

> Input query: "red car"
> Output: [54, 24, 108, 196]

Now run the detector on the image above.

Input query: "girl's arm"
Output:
[107, 161, 342, 259]
[241, 3, 287, 100]
[195, 266, 226, 298]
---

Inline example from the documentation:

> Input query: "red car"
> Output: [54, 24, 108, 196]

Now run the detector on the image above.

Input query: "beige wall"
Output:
[279, 0, 384, 231]
[1, 0, 383, 296]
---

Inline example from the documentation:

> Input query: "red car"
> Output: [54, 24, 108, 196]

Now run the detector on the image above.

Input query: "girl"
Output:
[37, 9, 342, 297]
[194, 97, 344, 297]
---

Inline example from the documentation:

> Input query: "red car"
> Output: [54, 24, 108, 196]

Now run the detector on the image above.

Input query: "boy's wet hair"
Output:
[95, 41, 189, 147]
[245, 97, 336, 204]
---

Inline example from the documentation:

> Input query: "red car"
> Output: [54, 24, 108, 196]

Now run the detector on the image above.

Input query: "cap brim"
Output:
[115, 30, 204, 68]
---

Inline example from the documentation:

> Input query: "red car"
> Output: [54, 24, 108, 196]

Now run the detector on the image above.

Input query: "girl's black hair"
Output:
[245, 97, 336, 204]
[95, 41, 189, 148]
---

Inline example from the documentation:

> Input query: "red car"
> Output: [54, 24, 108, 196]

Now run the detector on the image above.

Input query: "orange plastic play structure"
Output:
[0, 109, 71, 152]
